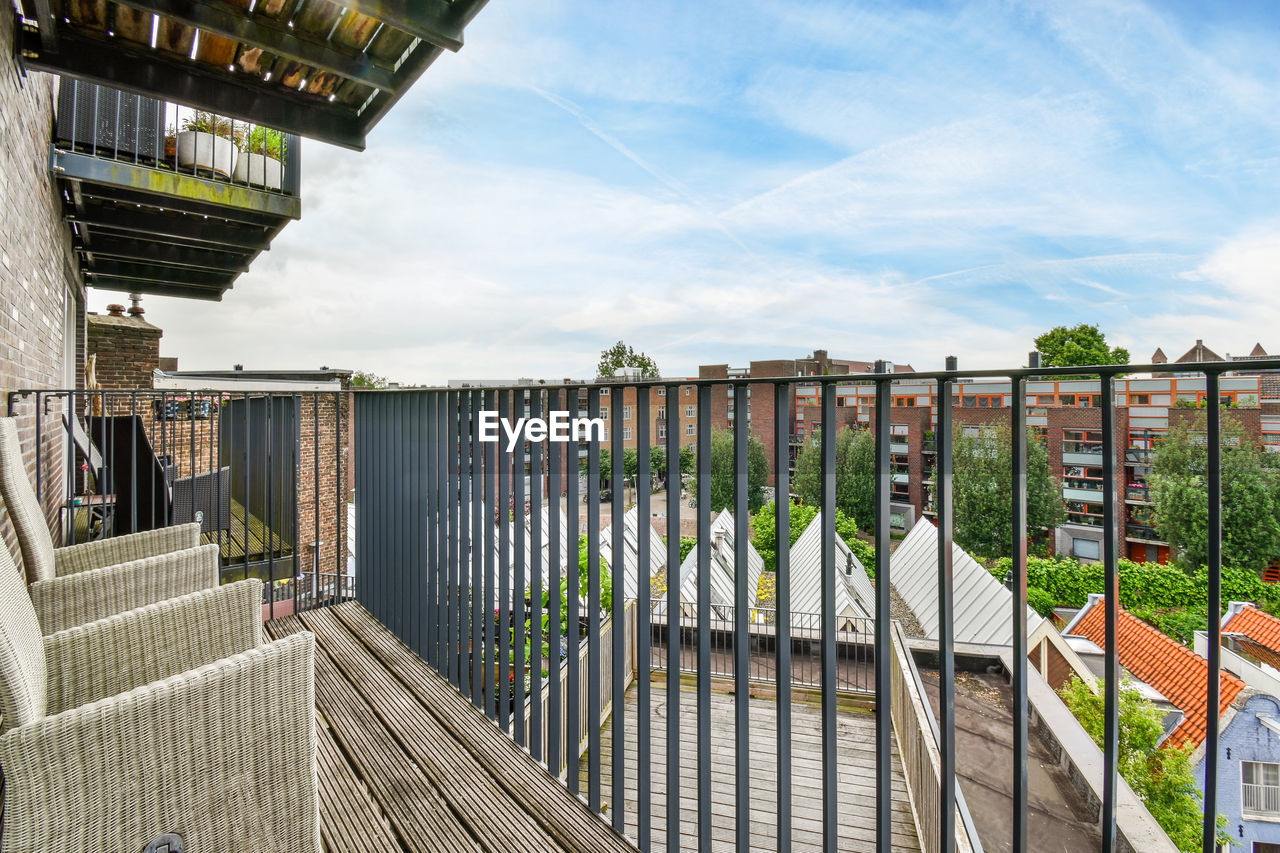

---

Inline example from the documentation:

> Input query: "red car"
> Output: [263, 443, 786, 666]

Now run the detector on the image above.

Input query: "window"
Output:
[623, 405, 632, 421]
[685, 423, 695, 436]
[601, 427, 609, 440]
[1064, 466, 1104, 492]
[600, 388, 609, 396]
[1063, 429, 1103, 457]
[657, 424, 667, 439]
[685, 405, 695, 418]
[1059, 394, 1076, 406]
[1065, 500, 1104, 527]
[685, 387, 691, 396]
[1130, 394, 1149, 405]
[623, 427, 632, 441]
[658, 388, 666, 396]
[1037, 395, 1056, 405]
[1243, 761, 1280, 815]
[1072, 538, 1101, 560]
[893, 396, 915, 407]
[602, 408, 609, 420]
[657, 406, 666, 420]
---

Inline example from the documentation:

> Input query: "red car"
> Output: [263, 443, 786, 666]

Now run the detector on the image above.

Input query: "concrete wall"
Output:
[0, 19, 82, 554]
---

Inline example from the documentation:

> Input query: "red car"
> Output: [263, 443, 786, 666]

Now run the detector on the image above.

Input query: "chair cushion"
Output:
[0, 544, 47, 732]
[0, 418, 56, 583]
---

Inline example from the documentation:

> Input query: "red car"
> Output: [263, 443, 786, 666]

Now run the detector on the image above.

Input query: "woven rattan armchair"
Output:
[0, 416, 208, 589]
[0, 571, 320, 852]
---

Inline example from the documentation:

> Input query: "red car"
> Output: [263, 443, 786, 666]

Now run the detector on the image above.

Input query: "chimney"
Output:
[127, 293, 145, 317]
[233, 364, 244, 371]
[106, 303, 126, 317]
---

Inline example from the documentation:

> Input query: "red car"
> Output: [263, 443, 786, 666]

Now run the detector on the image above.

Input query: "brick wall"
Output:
[0, 21, 82, 557]
[87, 313, 161, 389]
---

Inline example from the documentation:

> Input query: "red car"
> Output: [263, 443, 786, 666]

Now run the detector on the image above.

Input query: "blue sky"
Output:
[92, 0, 1280, 381]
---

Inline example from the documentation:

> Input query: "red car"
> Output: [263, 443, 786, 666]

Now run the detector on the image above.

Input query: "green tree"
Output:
[1149, 413, 1280, 570]
[679, 443, 695, 476]
[580, 447, 611, 488]
[752, 499, 862, 572]
[952, 423, 1063, 558]
[793, 427, 874, 531]
[349, 370, 390, 388]
[596, 341, 660, 378]
[1034, 324, 1130, 370]
[1060, 677, 1227, 852]
[688, 428, 769, 513]
[621, 447, 639, 481]
[648, 445, 667, 481]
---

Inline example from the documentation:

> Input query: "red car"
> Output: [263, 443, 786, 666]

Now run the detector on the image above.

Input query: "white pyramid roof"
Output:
[599, 507, 668, 602]
[658, 510, 763, 620]
[889, 519, 1043, 645]
[786, 512, 874, 628]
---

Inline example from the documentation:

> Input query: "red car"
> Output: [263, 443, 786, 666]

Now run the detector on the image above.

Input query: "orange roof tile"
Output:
[1223, 604, 1280, 654]
[1072, 600, 1245, 750]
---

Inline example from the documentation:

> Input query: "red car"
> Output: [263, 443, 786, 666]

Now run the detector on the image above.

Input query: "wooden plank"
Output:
[298, 607, 566, 853]
[328, 603, 637, 853]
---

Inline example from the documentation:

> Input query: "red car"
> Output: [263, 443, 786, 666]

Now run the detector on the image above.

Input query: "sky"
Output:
[89, 0, 1280, 384]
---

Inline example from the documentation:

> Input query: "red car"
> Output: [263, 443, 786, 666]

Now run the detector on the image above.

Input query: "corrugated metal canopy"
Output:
[787, 512, 874, 626]
[19, 0, 490, 149]
[890, 519, 1043, 646]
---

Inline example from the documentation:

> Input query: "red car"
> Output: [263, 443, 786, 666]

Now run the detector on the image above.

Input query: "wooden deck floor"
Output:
[266, 603, 636, 853]
[581, 679, 922, 852]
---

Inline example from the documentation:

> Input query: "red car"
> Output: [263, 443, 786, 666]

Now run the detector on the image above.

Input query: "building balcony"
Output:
[1125, 523, 1166, 544]
[52, 80, 300, 301]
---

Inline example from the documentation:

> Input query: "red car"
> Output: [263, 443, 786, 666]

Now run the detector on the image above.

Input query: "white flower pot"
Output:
[232, 151, 284, 190]
[175, 130, 235, 177]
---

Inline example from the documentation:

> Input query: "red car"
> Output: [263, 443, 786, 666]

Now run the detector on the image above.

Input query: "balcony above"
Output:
[17, 0, 490, 150]
[53, 79, 300, 300]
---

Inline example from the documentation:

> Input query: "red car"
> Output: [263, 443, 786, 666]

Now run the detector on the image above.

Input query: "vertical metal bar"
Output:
[334, 391, 343, 599]
[425, 392, 438, 663]
[513, 393, 528, 748]
[937, 363, 956, 853]
[610, 385, 625, 830]
[129, 392, 138, 534]
[1101, 373, 1119, 853]
[312, 394, 319, 610]
[665, 384, 681, 853]
[548, 390, 563, 778]
[1011, 371, 1029, 853]
[587, 387, 603, 812]
[484, 389, 497, 719]
[636, 388, 652, 850]
[1203, 370, 1223, 853]
[696, 384, 711, 853]
[267, 395, 276, 620]
[529, 390, 544, 759]
[498, 390, 512, 730]
[774, 381, 793, 853]
[566, 389, 581, 794]
[732, 382, 751, 853]
[34, 393, 42, 503]
[873, 361, 893, 853]
[437, 392, 449, 668]
[242, 393, 250, 584]
[820, 380, 837, 853]
[471, 390, 484, 706]
[447, 390, 461, 687]
[292, 395, 301, 615]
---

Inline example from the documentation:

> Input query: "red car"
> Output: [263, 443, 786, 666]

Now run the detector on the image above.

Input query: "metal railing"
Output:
[351, 356, 1280, 853]
[1242, 782, 1280, 815]
[54, 78, 301, 197]
[7, 388, 349, 617]
[648, 603, 875, 695]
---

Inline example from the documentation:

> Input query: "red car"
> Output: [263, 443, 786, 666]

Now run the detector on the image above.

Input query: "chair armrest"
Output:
[30, 544, 221, 634]
[0, 632, 318, 853]
[53, 522, 202, 576]
[44, 578, 263, 714]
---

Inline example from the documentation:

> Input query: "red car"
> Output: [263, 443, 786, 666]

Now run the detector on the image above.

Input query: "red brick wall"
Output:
[86, 314, 162, 390]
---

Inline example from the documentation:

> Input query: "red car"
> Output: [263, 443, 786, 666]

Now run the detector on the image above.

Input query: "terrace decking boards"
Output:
[203, 497, 293, 564]
[266, 602, 637, 853]
[581, 680, 922, 852]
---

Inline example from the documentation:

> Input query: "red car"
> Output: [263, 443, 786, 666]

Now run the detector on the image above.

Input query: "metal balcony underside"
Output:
[18, 0, 490, 150]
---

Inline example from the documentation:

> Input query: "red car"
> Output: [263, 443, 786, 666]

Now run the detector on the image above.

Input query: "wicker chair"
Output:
[0, 568, 321, 851]
[0, 417, 203, 583]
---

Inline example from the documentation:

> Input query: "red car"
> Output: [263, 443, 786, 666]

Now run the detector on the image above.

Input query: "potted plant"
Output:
[175, 112, 239, 178]
[233, 126, 286, 190]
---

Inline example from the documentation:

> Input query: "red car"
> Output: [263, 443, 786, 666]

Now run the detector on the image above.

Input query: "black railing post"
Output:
[547, 390, 563, 778]
[1011, 368, 1029, 853]
[587, 387, 602, 811]
[566, 388, 581, 794]
[483, 389, 497, 721]
[696, 383, 712, 853]
[529, 389, 544, 755]
[820, 379, 837, 853]
[447, 389, 461, 687]
[1101, 373, 1119, 853]
[732, 381, 750, 853]
[774, 380, 793, 853]
[513, 392, 528, 748]
[873, 360, 893, 853]
[636, 388, 652, 851]
[609, 384, 625, 830]
[937, 357, 956, 853]
[666, 383, 681, 853]
[1204, 370, 1223, 853]
[497, 390, 512, 732]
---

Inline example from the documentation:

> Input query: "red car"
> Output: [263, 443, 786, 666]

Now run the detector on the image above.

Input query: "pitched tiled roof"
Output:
[1174, 339, 1223, 364]
[1223, 604, 1280, 653]
[1071, 599, 1245, 750]
[1261, 375, 1280, 401]
[1250, 343, 1268, 357]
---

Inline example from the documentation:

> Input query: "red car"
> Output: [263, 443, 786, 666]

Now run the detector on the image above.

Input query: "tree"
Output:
[688, 428, 769, 513]
[752, 500, 861, 573]
[952, 423, 1063, 558]
[793, 427, 874, 531]
[649, 445, 667, 481]
[580, 448, 611, 488]
[350, 370, 390, 388]
[1034, 324, 1129, 370]
[679, 444, 695, 476]
[596, 341, 660, 378]
[1060, 676, 1227, 852]
[1149, 413, 1280, 570]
